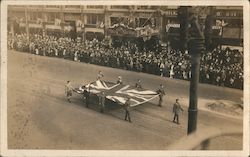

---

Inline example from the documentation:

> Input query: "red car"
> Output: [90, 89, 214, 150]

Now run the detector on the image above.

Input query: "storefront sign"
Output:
[166, 23, 180, 32]
[45, 25, 61, 30]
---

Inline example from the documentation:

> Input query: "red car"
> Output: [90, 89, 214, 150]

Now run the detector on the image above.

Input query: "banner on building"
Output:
[64, 25, 74, 31]
[55, 18, 61, 26]
[76, 20, 82, 27]
[36, 18, 43, 24]
[45, 25, 61, 30]
[108, 24, 136, 37]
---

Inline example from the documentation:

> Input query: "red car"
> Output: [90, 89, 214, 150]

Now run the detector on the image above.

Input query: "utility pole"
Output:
[178, 7, 205, 134]
[187, 7, 205, 134]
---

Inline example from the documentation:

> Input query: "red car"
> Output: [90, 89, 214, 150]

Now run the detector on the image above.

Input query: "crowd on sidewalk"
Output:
[8, 33, 243, 89]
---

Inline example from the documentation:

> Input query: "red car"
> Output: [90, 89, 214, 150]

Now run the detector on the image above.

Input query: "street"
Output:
[7, 50, 243, 150]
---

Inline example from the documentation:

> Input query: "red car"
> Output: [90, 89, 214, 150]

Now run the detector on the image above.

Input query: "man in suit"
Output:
[124, 97, 132, 123]
[97, 71, 104, 80]
[157, 84, 165, 107]
[117, 76, 123, 84]
[173, 99, 184, 124]
[135, 79, 142, 89]
[84, 86, 91, 108]
[65, 80, 74, 103]
[99, 91, 106, 113]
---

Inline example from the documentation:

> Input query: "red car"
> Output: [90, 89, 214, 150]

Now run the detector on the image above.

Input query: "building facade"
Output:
[8, 5, 243, 46]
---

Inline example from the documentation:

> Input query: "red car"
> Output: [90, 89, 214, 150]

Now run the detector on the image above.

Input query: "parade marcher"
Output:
[65, 80, 74, 103]
[97, 70, 104, 80]
[135, 79, 142, 88]
[99, 91, 106, 113]
[157, 84, 165, 107]
[172, 99, 184, 124]
[84, 86, 90, 108]
[124, 97, 132, 122]
[117, 76, 123, 84]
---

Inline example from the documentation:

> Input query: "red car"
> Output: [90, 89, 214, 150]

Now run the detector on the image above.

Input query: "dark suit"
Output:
[99, 93, 106, 113]
[173, 102, 184, 124]
[124, 99, 131, 122]
[157, 88, 165, 106]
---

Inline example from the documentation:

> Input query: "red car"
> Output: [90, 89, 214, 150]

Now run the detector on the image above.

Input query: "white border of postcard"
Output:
[1, 0, 249, 156]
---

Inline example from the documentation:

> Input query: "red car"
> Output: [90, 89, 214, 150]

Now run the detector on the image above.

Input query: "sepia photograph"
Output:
[1, 0, 249, 156]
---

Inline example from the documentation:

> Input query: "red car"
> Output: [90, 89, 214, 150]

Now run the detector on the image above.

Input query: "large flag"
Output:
[75, 80, 159, 107]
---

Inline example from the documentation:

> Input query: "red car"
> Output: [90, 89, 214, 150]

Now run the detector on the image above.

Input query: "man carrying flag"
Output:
[97, 71, 104, 80]
[157, 84, 165, 107]
[117, 76, 123, 84]
[99, 91, 106, 113]
[124, 97, 132, 123]
[135, 79, 142, 88]
[65, 80, 74, 103]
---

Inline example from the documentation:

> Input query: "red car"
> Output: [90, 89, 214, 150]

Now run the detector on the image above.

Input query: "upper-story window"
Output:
[47, 13, 60, 22]
[110, 5, 129, 9]
[216, 11, 222, 17]
[87, 14, 104, 25]
[137, 6, 159, 10]
[46, 5, 60, 8]
[65, 5, 80, 8]
[29, 12, 42, 21]
[86, 5, 104, 9]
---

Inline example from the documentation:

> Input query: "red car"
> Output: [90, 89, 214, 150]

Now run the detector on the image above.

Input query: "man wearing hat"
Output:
[117, 76, 123, 84]
[157, 84, 165, 107]
[172, 99, 184, 124]
[124, 97, 132, 122]
[97, 71, 104, 80]
[99, 91, 106, 113]
[135, 79, 142, 89]
[65, 80, 74, 103]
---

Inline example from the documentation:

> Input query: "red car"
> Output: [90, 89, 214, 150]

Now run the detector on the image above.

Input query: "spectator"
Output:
[8, 32, 243, 90]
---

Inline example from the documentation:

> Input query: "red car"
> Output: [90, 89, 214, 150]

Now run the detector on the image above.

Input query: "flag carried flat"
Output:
[75, 80, 159, 107]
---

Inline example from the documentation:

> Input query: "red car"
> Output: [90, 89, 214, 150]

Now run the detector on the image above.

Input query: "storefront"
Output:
[107, 23, 160, 51]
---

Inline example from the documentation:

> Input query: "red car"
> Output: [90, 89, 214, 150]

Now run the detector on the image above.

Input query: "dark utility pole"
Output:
[178, 7, 205, 134]
[187, 8, 205, 134]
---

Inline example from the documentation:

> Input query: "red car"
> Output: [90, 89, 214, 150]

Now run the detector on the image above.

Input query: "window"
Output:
[46, 5, 60, 8]
[137, 6, 159, 10]
[65, 5, 80, 8]
[216, 11, 222, 16]
[86, 5, 104, 9]
[139, 18, 153, 27]
[29, 12, 42, 21]
[110, 5, 129, 9]
[47, 13, 60, 22]
[87, 14, 104, 25]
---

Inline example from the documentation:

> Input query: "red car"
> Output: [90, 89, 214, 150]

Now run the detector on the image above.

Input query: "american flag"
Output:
[76, 80, 159, 107]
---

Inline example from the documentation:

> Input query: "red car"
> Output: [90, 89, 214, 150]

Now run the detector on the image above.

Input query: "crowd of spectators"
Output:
[8, 33, 243, 89]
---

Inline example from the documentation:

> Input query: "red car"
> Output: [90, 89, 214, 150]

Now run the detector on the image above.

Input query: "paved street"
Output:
[7, 50, 243, 150]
